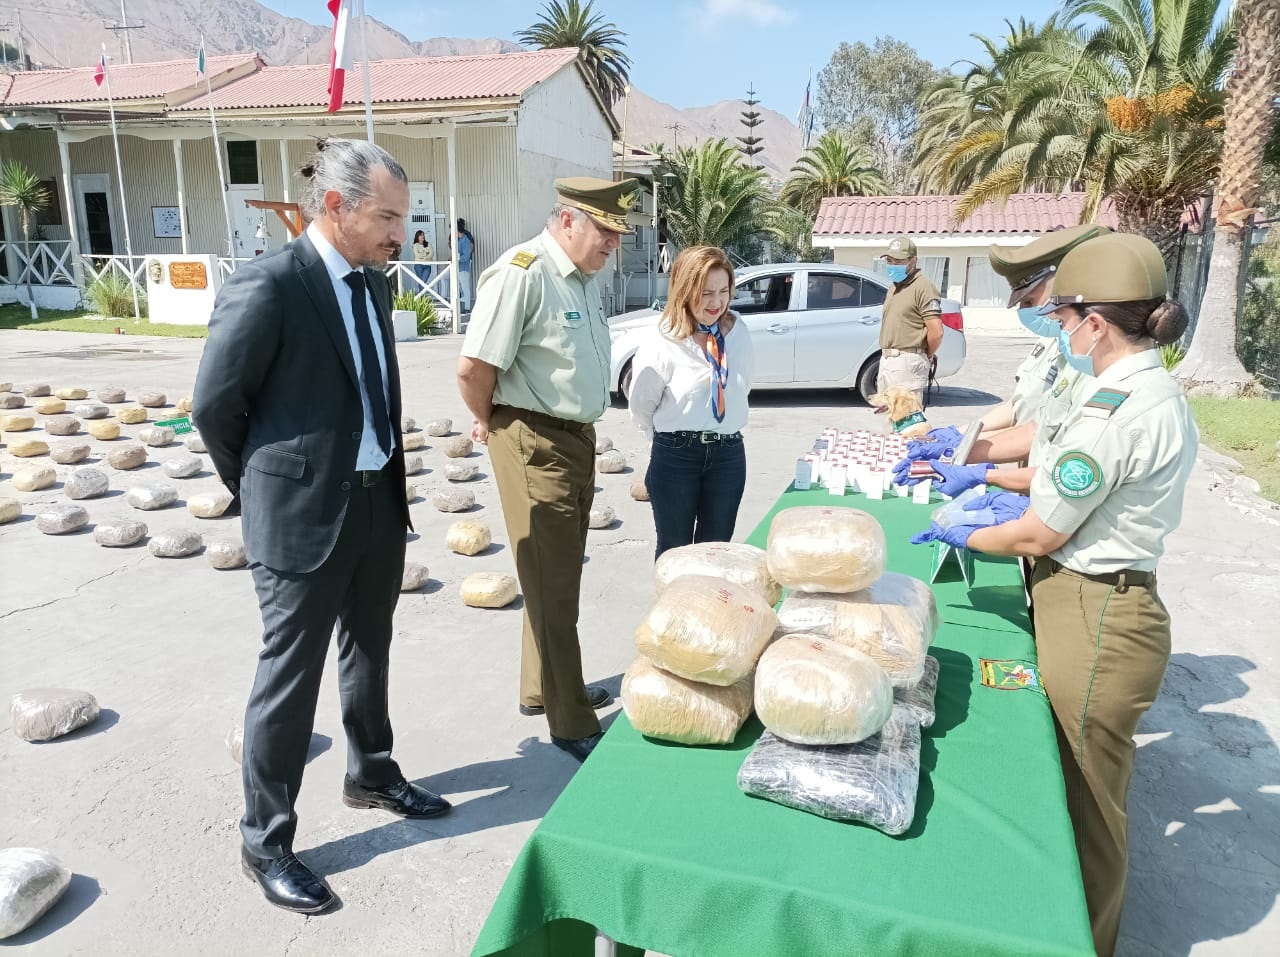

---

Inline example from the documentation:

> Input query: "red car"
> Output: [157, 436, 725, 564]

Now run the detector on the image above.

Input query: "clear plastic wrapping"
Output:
[636, 574, 779, 686]
[755, 635, 894, 745]
[0, 848, 71, 940]
[655, 542, 782, 606]
[737, 706, 922, 834]
[621, 656, 754, 745]
[896, 655, 940, 728]
[775, 572, 938, 687]
[766, 506, 887, 593]
[9, 688, 100, 742]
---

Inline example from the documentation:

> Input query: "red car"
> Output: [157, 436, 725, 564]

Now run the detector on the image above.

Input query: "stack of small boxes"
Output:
[796, 428, 932, 504]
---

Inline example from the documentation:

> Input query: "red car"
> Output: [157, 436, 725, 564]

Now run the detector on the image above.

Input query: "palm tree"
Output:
[913, 0, 1235, 245]
[1177, 0, 1280, 395]
[658, 139, 769, 250]
[0, 161, 50, 320]
[779, 131, 890, 221]
[515, 0, 632, 105]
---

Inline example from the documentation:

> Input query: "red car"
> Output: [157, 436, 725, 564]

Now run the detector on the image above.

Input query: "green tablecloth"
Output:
[472, 488, 1095, 957]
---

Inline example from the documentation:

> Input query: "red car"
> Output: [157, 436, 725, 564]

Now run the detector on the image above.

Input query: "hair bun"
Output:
[1146, 298, 1188, 345]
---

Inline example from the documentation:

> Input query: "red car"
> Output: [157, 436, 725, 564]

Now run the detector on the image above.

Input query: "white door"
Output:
[793, 270, 882, 384]
[227, 185, 266, 258]
[406, 182, 437, 254]
[73, 173, 119, 256]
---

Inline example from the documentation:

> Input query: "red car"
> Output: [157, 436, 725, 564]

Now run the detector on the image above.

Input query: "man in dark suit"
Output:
[194, 138, 451, 915]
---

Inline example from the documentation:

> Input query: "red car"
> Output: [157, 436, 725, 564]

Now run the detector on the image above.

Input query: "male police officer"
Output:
[456, 176, 640, 763]
[877, 235, 942, 404]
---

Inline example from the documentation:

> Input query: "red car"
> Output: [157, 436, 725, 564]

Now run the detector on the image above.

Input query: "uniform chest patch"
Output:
[1052, 373, 1071, 398]
[563, 310, 582, 322]
[1052, 451, 1103, 498]
[510, 250, 537, 269]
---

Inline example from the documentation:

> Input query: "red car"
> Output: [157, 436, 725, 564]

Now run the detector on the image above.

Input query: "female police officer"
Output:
[912, 232, 1198, 957]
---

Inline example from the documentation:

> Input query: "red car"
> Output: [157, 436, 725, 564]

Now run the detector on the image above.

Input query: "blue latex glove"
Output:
[962, 491, 1031, 525]
[891, 457, 916, 487]
[910, 522, 980, 550]
[926, 425, 963, 447]
[930, 462, 992, 498]
[904, 439, 954, 463]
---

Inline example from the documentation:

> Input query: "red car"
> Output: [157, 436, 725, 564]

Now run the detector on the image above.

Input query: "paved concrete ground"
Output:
[1, 329, 1277, 956]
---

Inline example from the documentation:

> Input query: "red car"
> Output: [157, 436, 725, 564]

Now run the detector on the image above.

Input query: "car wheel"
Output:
[619, 362, 634, 402]
[856, 356, 880, 404]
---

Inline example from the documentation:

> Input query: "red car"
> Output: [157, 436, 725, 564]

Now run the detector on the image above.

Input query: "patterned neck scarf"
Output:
[697, 321, 728, 423]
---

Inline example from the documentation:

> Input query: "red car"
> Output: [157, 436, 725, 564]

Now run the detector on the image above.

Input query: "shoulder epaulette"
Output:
[1083, 387, 1130, 415]
[510, 250, 537, 270]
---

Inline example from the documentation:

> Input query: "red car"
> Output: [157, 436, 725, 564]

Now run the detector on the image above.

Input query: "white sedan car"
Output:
[608, 262, 967, 403]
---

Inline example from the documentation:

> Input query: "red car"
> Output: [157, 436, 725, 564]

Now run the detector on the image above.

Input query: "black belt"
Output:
[357, 463, 390, 487]
[664, 430, 742, 444]
[498, 405, 590, 433]
[1045, 557, 1154, 592]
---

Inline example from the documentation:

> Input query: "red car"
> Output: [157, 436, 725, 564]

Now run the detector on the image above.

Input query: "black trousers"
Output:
[239, 477, 405, 858]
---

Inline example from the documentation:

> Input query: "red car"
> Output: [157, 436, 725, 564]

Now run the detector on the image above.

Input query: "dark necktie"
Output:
[342, 270, 392, 457]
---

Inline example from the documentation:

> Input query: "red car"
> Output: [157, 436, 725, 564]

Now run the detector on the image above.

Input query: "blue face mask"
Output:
[1058, 315, 1098, 376]
[1017, 307, 1060, 339]
[885, 264, 909, 283]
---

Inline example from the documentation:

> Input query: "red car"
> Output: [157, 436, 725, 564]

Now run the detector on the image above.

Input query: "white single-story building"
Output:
[812, 193, 1119, 333]
[0, 46, 617, 323]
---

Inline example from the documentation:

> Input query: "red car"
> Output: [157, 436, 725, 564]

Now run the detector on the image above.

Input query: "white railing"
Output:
[385, 260, 453, 311]
[0, 240, 77, 286]
[80, 253, 147, 291]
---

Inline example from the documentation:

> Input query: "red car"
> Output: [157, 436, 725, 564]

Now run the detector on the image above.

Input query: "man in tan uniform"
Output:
[456, 176, 639, 762]
[876, 235, 942, 404]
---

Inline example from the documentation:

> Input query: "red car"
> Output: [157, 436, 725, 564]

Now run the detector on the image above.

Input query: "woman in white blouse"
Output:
[629, 246, 755, 558]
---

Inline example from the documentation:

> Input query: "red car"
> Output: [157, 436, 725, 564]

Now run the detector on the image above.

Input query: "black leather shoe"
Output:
[550, 731, 604, 763]
[520, 684, 611, 716]
[241, 848, 336, 914]
[342, 776, 452, 818]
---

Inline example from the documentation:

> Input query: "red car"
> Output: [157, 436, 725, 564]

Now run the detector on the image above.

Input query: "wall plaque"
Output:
[168, 261, 208, 290]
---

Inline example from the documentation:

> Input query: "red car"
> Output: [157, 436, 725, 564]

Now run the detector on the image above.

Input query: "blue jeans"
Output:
[412, 264, 432, 287]
[646, 431, 746, 560]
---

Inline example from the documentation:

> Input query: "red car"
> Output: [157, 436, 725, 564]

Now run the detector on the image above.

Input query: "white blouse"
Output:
[628, 315, 755, 440]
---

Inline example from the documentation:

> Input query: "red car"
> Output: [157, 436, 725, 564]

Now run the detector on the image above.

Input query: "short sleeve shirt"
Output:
[460, 230, 612, 424]
[1010, 338, 1064, 426]
[1030, 350, 1199, 573]
[880, 270, 942, 351]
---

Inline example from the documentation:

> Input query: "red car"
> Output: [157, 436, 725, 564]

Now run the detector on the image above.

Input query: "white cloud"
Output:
[699, 0, 794, 30]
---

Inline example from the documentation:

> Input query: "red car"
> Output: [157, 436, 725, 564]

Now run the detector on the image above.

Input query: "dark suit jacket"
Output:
[193, 233, 411, 574]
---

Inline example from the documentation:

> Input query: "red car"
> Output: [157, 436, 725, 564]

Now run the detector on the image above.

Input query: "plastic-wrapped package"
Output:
[766, 506, 886, 593]
[9, 688, 100, 742]
[775, 573, 938, 687]
[445, 519, 491, 555]
[461, 572, 518, 608]
[0, 848, 72, 940]
[655, 542, 782, 607]
[896, 655, 940, 728]
[755, 636, 893, 745]
[737, 707, 922, 834]
[635, 574, 778, 686]
[621, 656, 753, 745]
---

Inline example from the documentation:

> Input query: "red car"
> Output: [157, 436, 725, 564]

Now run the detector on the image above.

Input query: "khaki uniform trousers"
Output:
[488, 405, 602, 740]
[1031, 560, 1171, 957]
[876, 349, 930, 404]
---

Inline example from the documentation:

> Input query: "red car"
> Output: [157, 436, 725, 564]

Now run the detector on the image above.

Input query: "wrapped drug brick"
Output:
[765, 506, 886, 593]
[621, 656, 753, 746]
[654, 542, 781, 606]
[9, 688, 99, 742]
[896, 655, 940, 729]
[0, 848, 72, 940]
[635, 574, 778, 686]
[775, 572, 938, 688]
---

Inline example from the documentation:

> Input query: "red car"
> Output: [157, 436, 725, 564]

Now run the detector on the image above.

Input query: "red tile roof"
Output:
[1, 55, 260, 106]
[174, 48, 581, 111]
[813, 193, 1119, 236]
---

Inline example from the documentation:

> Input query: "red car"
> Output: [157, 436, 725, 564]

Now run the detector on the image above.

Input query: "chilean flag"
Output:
[93, 52, 106, 87]
[327, 0, 355, 113]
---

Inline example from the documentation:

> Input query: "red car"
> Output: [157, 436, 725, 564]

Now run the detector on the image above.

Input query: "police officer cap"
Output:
[555, 176, 640, 234]
[882, 235, 917, 260]
[1045, 233, 1169, 307]
[988, 224, 1111, 307]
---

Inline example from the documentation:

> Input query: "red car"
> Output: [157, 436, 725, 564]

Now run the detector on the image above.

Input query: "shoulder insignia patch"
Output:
[1083, 387, 1130, 415]
[510, 250, 537, 270]
[1031, 343, 1046, 358]
[925, 298, 942, 313]
[1052, 450, 1103, 498]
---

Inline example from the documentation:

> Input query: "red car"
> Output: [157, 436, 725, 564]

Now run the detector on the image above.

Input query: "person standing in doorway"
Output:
[455, 218, 475, 313]
[411, 229, 433, 289]
[194, 138, 452, 916]
[456, 176, 640, 763]
[876, 235, 942, 406]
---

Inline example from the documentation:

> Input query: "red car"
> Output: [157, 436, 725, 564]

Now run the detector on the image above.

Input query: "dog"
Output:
[872, 386, 932, 439]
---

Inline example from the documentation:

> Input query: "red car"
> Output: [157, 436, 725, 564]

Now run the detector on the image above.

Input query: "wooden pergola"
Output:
[244, 200, 306, 239]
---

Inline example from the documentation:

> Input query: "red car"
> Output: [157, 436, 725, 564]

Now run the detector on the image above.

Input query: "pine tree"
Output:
[737, 85, 765, 168]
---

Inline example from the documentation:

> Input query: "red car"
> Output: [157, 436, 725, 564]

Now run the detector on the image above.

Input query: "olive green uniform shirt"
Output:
[1010, 338, 1065, 426]
[1030, 350, 1199, 573]
[1027, 363, 1092, 468]
[460, 230, 612, 424]
[879, 270, 941, 351]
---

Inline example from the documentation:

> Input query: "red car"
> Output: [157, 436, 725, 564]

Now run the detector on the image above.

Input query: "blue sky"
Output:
[262, 0, 1067, 116]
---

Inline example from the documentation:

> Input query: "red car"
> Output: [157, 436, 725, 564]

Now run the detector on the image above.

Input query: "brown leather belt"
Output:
[882, 347, 927, 358]
[1045, 557, 1154, 592]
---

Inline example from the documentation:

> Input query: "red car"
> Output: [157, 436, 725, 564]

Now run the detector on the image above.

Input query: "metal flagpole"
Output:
[357, 0, 375, 141]
[202, 36, 236, 261]
[101, 44, 140, 320]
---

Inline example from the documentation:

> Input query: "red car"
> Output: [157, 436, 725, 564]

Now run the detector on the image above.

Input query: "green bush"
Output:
[86, 271, 145, 319]
[393, 289, 441, 336]
[1159, 342, 1186, 371]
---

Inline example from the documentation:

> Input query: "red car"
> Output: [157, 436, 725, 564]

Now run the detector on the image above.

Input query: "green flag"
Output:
[197, 40, 205, 76]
